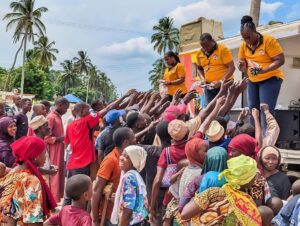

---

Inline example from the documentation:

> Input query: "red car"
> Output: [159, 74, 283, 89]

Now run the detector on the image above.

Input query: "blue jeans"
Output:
[247, 76, 282, 134]
[205, 88, 220, 106]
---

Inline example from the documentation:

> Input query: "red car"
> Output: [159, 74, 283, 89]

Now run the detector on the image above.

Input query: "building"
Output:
[179, 18, 300, 109]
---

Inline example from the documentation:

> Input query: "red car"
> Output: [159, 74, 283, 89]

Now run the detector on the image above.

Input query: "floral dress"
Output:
[119, 172, 148, 225]
[0, 168, 44, 225]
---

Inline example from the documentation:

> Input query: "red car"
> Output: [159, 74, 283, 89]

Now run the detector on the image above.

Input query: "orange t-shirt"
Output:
[238, 34, 284, 82]
[163, 63, 188, 95]
[96, 148, 121, 220]
[195, 44, 234, 83]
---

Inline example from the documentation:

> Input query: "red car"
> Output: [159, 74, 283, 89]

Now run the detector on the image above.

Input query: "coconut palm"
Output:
[73, 51, 92, 102]
[151, 17, 179, 55]
[33, 36, 59, 70]
[149, 58, 166, 90]
[59, 60, 80, 95]
[3, 0, 48, 96]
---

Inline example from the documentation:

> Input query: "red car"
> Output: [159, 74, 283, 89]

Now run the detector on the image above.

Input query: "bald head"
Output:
[33, 104, 47, 117]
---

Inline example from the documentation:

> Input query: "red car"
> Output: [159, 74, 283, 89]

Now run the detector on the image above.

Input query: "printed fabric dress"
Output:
[0, 168, 44, 225]
[120, 172, 148, 225]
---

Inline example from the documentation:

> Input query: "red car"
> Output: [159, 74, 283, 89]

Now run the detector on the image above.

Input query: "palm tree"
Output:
[3, 0, 48, 96]
[151, 17, 179, 91]
[33, 36, 59, 70]
[149, 58, 166, 90]
[250, 0, 261, 26]
[59, 60, 80, 95]
[73, 51, 92, 102]
[151, 17, 179, 55]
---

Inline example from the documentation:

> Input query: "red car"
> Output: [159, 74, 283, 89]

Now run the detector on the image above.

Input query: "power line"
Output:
[46, 19, 152, 36]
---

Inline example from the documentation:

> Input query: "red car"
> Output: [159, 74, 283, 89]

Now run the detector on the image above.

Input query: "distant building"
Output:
[179, 18, 300, 109]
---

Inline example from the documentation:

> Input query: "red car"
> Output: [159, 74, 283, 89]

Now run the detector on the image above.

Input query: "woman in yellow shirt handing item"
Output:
[238, 15, 285, 133]
[160, 51, 188, 101]
[195, 33, 235, 105]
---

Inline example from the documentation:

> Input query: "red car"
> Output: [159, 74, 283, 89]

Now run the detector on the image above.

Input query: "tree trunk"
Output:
[20, 33, 27, 97]
[86, 74, 90, 103]
[250, 0, 261, 27]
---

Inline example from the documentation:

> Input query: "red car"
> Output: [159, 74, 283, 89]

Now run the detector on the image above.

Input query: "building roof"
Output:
[180, 19, 300, 56]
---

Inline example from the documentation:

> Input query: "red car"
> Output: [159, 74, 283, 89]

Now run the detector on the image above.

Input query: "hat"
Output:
[206, 120, 225, 142]
[125, 145, 147, 172]
[163, 104, 187, 122]
[126, 112, 139, 128]
[29, 115, 47, 130]
[168, 119, 189, 141]
[105, 109, 126, 125]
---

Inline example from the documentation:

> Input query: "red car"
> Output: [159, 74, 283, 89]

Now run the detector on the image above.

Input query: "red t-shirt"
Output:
[48, 205, 92, 226]
[157, 132, 203, 168]
[65, 113, 100, 170]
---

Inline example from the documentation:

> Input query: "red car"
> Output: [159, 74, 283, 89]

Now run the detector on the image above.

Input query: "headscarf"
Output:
[219, 155, 257, 189]
[228, 134, 258, 159]
[11, 136, 57, 216]
[163, 104, 186, 122]
[202, 146, 228, 174]
[124, 145, 147, 172]
[0, 117, 15, 152]
[168, 119, 189, 141]
[199, 171, 226, 193]
[219, 155, 262, 226]
[185, 138, 207, 165]
[259, 146, 281, 173]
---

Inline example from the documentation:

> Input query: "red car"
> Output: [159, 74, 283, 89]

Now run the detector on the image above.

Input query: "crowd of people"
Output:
[0, 15, 299, 226]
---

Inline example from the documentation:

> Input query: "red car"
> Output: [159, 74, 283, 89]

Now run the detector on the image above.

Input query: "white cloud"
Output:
[167, 0, 249, 26]
[97, 37, 156, 60]
[167, 0, 284, 37]
[261, 1, 284, 14]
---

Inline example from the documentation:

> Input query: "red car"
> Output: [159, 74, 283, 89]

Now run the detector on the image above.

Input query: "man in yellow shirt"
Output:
[195, 33, 235, 105]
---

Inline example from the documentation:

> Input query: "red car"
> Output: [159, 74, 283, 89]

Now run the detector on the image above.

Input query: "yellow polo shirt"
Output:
[238, 34, 284, 83]
[163, 63, 188, 95]
[195, 44, 234, 83]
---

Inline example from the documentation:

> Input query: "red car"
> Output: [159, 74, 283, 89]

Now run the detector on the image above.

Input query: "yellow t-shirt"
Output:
[195, 44, 234, 83]
[163, 63, 188, 95]
[238, 34, 284, 82]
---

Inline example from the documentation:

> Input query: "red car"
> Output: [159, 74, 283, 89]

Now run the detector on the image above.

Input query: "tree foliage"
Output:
[151, 17, 179, 55]
[149, 16, 179, 90]
[148, 59, 166, 91]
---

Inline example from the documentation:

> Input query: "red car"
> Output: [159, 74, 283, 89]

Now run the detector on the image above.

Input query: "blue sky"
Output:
[0, 0, 299, 95]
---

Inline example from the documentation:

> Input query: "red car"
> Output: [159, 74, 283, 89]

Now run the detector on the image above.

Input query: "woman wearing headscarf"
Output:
[180, 155, 262, 226]
[259, 146, 291, 200]
[164, 138, 208, 226]
[0, 136, 56, 225]
[228, 134, 271, 205]
[0, 117, 17, 167]
[228, 134, 259, 159]
[111, 145, 148, 226]
[178, 146, 228, 212]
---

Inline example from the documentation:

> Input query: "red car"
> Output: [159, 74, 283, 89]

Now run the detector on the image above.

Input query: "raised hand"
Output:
[183, 90, 197, 104]
[252, 108, 260, 119]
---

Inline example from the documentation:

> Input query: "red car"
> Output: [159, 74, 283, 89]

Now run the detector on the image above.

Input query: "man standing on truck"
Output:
[194, 33, 235, 105]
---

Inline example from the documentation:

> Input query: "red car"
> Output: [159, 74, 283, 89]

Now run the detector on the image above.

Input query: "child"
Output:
[163, 159, 189, 226]
[44, 174, 92, 226]
[291, 179, 300, 196]
[111, 145, 148, 226]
